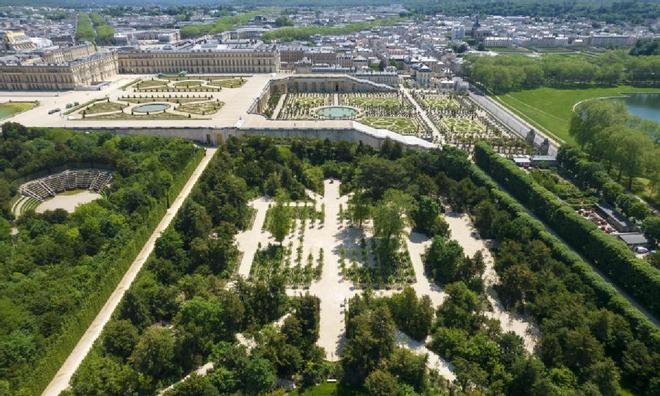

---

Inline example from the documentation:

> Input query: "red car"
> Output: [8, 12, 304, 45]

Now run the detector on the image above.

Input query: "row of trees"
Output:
[0, 123, 201, 395]
[74, 13, 95, 43]
[88, 13, 116, 45]
[179, 8, 271, 39]
[465, 51, 659, 94]
[74, 12, 115, 45]
[262, 16, 406, 42]
[569, 99, 659, 196]
[474, 142, 660, 318]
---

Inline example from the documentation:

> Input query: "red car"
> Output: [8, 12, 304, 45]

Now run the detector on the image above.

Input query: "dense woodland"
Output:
[465, 52, 659, 94]
[58, 136, 659, 395]
[0, 123, 201, 395]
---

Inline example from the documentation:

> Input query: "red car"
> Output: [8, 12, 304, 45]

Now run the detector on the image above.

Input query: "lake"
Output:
[621, 93, 660, 123]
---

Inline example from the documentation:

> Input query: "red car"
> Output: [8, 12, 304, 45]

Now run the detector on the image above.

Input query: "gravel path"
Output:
[444, 212, 538, 352]
[236, 197, 272, 277]
[42, 148, 217, 396]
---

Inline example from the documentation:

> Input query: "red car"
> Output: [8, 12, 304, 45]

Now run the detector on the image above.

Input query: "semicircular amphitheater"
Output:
[12, 169, 112, 216]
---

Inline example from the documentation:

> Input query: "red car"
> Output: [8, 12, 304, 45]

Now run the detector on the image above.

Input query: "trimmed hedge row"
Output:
[473, 142, 660, 318]
[467, 164, 660, 347]
[22, 147, 206, 396]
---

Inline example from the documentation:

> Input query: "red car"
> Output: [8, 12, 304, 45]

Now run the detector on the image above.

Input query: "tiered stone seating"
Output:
[19, 169, 113, 201]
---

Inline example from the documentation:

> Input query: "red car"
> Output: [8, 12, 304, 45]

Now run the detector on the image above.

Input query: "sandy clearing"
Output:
[236, 197, 272, 277]
[405, 231, 447, 307]
[36, 190, 101, 213]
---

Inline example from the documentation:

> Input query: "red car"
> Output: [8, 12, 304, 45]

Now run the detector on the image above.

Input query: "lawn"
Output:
[84, 101, 126, 114]
[0, 101, 37, 120]
[495, 85, 660, 144]
[360, 116, 422, 135]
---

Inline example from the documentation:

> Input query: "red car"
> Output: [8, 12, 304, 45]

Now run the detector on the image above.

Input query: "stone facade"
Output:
[0, 51, 118, 90]
[117, 45, 279, 74]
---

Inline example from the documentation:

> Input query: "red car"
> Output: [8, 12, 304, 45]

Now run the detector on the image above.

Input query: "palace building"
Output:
[117, 42, 280, 74]
[0, 51, 118, 90]
[0, 41, 279, 91]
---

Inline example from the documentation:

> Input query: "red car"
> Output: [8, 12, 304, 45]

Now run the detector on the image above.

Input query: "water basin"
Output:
[316, 106, 359, 119]
[133, 103, 170, 113]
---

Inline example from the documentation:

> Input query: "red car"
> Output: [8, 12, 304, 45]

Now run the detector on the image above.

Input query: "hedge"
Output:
[473, 142, 660, 319]
[467, 164, 659, 347]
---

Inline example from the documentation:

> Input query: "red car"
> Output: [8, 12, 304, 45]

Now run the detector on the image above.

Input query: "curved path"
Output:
[42, 148, 217, 396]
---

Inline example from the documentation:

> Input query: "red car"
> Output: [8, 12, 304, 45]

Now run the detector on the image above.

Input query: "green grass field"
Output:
[495, 85, 660, 144]
[0, 101, 37, 120]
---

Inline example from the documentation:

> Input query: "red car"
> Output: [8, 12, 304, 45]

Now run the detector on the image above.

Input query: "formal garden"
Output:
[126, 75, 247, 92]
[410, 89, 531, 153]
[72, 96, 224, 120]
[272, 91, 431, 138]
[276, 93, 333, 120]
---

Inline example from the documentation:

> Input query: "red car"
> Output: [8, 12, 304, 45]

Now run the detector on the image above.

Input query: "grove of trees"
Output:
[6, 134, 656, 395]
[465, 51, 659, 94]
[0, 123, 201, 395]
[568, 99, 659, 195]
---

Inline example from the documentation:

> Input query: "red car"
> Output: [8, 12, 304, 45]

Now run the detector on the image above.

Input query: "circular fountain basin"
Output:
[316, 106, 359, 119]
[133, 103, 170, 113]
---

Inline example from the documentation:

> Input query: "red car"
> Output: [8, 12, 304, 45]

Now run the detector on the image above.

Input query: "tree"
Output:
[267, 192, 292, 245]
[102, 320, 138, 359]
[372, 189, 414, 262]
[424, 236, 465, 285]
[365, 369, 400, 396]
[164, 374, 219, 396]
[242, 357, 276, 395]
[610, 127, 652, 189]
[175, 201, 212, 244]
[435, 282, 484, 332]
[642, 216, 660, 246]
[348, 188, 371, 229]
[129, 325, 178, 382]
[569, 100, 626, 150]
[387, 348, 428, 391]
[388, 287, 434, 341]
[410, 195, 449, 237]
[69, 354, 139, 396]
[274, 15, 293, 27]
[342, 301, 396, 386]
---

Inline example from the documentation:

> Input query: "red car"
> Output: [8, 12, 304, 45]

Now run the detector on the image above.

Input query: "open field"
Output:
[0, 101, 37, 120]
[495, 85, 660, 144]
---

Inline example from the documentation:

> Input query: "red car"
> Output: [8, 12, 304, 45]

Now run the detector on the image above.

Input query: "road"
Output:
[42, 148, 217, 396]
[468, 90, 559, 156]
